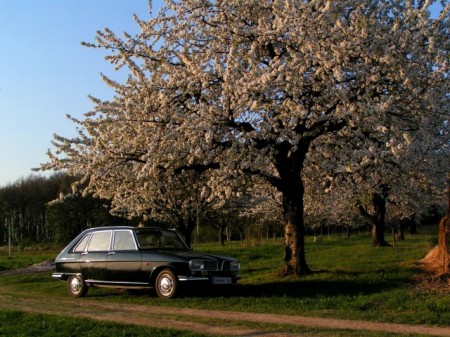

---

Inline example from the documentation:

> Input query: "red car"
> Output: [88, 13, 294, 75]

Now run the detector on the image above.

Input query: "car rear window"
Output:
[73, 234, 90, 253]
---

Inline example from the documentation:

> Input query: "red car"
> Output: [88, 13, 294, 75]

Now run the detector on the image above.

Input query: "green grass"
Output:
[0, 309, 428, 337]
[183, 232, 449, 326]
[0, 309, 209, 337]
[0, 249, 56, 271]
[1, 230, 449, 331]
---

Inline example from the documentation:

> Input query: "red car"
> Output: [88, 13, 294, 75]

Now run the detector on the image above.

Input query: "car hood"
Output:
[152, 249, 237, 262]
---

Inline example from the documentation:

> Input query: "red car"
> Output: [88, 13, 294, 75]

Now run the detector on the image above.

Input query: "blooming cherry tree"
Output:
[306, 112, 449, 247]
[40, 0, 449, 276]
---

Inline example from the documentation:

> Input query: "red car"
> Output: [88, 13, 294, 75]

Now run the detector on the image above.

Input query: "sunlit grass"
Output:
[0, 309, 209, 337]
[0, 249, 57, 271]
[1, 229, 448, 327]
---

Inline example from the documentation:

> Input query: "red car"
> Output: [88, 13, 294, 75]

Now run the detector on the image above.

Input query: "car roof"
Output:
[82, 226, 175, 232]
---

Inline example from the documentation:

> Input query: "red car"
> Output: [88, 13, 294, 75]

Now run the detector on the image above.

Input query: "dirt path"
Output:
[1, 264, 449, 337]
[0, 282, 449, 337]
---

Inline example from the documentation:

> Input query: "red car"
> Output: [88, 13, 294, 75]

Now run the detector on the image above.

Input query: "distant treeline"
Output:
[0, 173, 137, 247]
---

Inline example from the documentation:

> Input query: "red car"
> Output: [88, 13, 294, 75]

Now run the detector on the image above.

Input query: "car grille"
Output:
[200, 260, 236, 271]
[221, 261, 233, 271]
[203, 260, 218, 271]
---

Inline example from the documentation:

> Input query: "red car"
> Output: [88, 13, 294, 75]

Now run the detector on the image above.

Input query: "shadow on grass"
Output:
[81, 268, 408, 300]
[184, 272, 404, 299]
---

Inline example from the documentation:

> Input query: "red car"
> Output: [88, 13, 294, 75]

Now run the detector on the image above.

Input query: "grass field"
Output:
[0, 229, 449, 336]
[0, 309, 209, 337]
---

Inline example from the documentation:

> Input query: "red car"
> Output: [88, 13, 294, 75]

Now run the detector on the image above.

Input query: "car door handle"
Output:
[107, 252, 115, 255]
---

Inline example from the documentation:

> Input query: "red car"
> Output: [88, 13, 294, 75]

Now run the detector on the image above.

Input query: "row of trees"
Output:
[33, 0, 448, 276]
[0, 173, 278, 247]
[0, 174, 134, 247]
[0, 171, 440, 249]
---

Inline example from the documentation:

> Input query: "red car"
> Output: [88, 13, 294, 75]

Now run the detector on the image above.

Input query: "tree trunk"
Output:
[278, 177, 311, 276]
[409, 221, 418, 235]
[398, 213, 415, 239]
[436, 177, 450, 274]
[278, 212, 310, 276]
[177, 216, 196, 249]
[437, 215, 450, 274]
[219, 225, 225, 246]
[396, 223, 405, 241]
[423, 215, 450, 276]
[357, 186, 391, 247]
[371, 192, 390, 246]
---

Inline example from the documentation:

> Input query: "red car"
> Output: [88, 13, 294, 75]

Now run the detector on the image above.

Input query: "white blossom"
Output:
[37, 0, 449, 274]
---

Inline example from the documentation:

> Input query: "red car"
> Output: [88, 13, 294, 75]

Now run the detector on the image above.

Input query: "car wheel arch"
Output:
[149, 265, 177, 284]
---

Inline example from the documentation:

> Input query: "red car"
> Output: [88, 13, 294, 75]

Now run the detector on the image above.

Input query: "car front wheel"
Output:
[67, 274, 88, 297]
[155, 269, 178, 299]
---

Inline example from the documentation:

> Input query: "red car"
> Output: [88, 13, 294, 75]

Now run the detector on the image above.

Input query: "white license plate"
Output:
[212, 277, 232, 285]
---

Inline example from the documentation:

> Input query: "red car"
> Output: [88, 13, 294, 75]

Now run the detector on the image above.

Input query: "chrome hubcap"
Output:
[70, 277, 82, 293]
[159, 276, 173, 296]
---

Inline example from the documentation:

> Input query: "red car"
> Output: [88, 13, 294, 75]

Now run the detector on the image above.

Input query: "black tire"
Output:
[67, 274, 88, 297]
[155, 269, 178, 299]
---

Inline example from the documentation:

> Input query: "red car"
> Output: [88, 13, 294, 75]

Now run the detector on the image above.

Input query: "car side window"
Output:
[113, 230, 137, 251]
[73, 234, 90, 253]
[87, 231, 112, 252]
[136, 231, 160, 248]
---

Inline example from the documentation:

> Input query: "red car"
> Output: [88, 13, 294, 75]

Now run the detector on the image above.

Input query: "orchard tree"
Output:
[39, 0, 449, 276]
[136, 169, 232, 247]
[308, 101, 449, 246]
[304, 177, 363, 238]
[203, 197, 244, 245]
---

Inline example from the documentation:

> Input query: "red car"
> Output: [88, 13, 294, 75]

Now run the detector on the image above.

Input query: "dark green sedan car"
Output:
[52, 226, 240, 299]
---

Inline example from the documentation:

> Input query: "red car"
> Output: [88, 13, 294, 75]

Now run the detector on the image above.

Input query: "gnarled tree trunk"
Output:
[436, 178, 450, 273]
[371, 192, 390, 246]
[422, 177, 450, 275]
[437, 215, 450, 274]
[358, 185, 391, 247]
[278, 174, 311, 276]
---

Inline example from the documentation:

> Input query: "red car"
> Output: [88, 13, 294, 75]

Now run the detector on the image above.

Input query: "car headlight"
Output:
[189, 259, 205, 271]
[230, 260, 240, 271]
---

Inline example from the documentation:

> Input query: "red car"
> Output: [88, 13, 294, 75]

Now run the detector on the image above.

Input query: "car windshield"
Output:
[135, 228, 188, 250]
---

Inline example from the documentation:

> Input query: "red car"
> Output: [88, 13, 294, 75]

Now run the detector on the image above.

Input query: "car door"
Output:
[79, 230, 112, 281]
[106, 230, 143, 283]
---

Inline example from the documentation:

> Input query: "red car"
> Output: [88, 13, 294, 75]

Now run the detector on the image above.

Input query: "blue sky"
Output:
[0, 0, 163, 186]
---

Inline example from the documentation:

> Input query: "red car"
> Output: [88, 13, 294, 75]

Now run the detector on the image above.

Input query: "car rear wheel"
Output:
[155, 269, 178, 299]
[67, 274, 88, 297]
